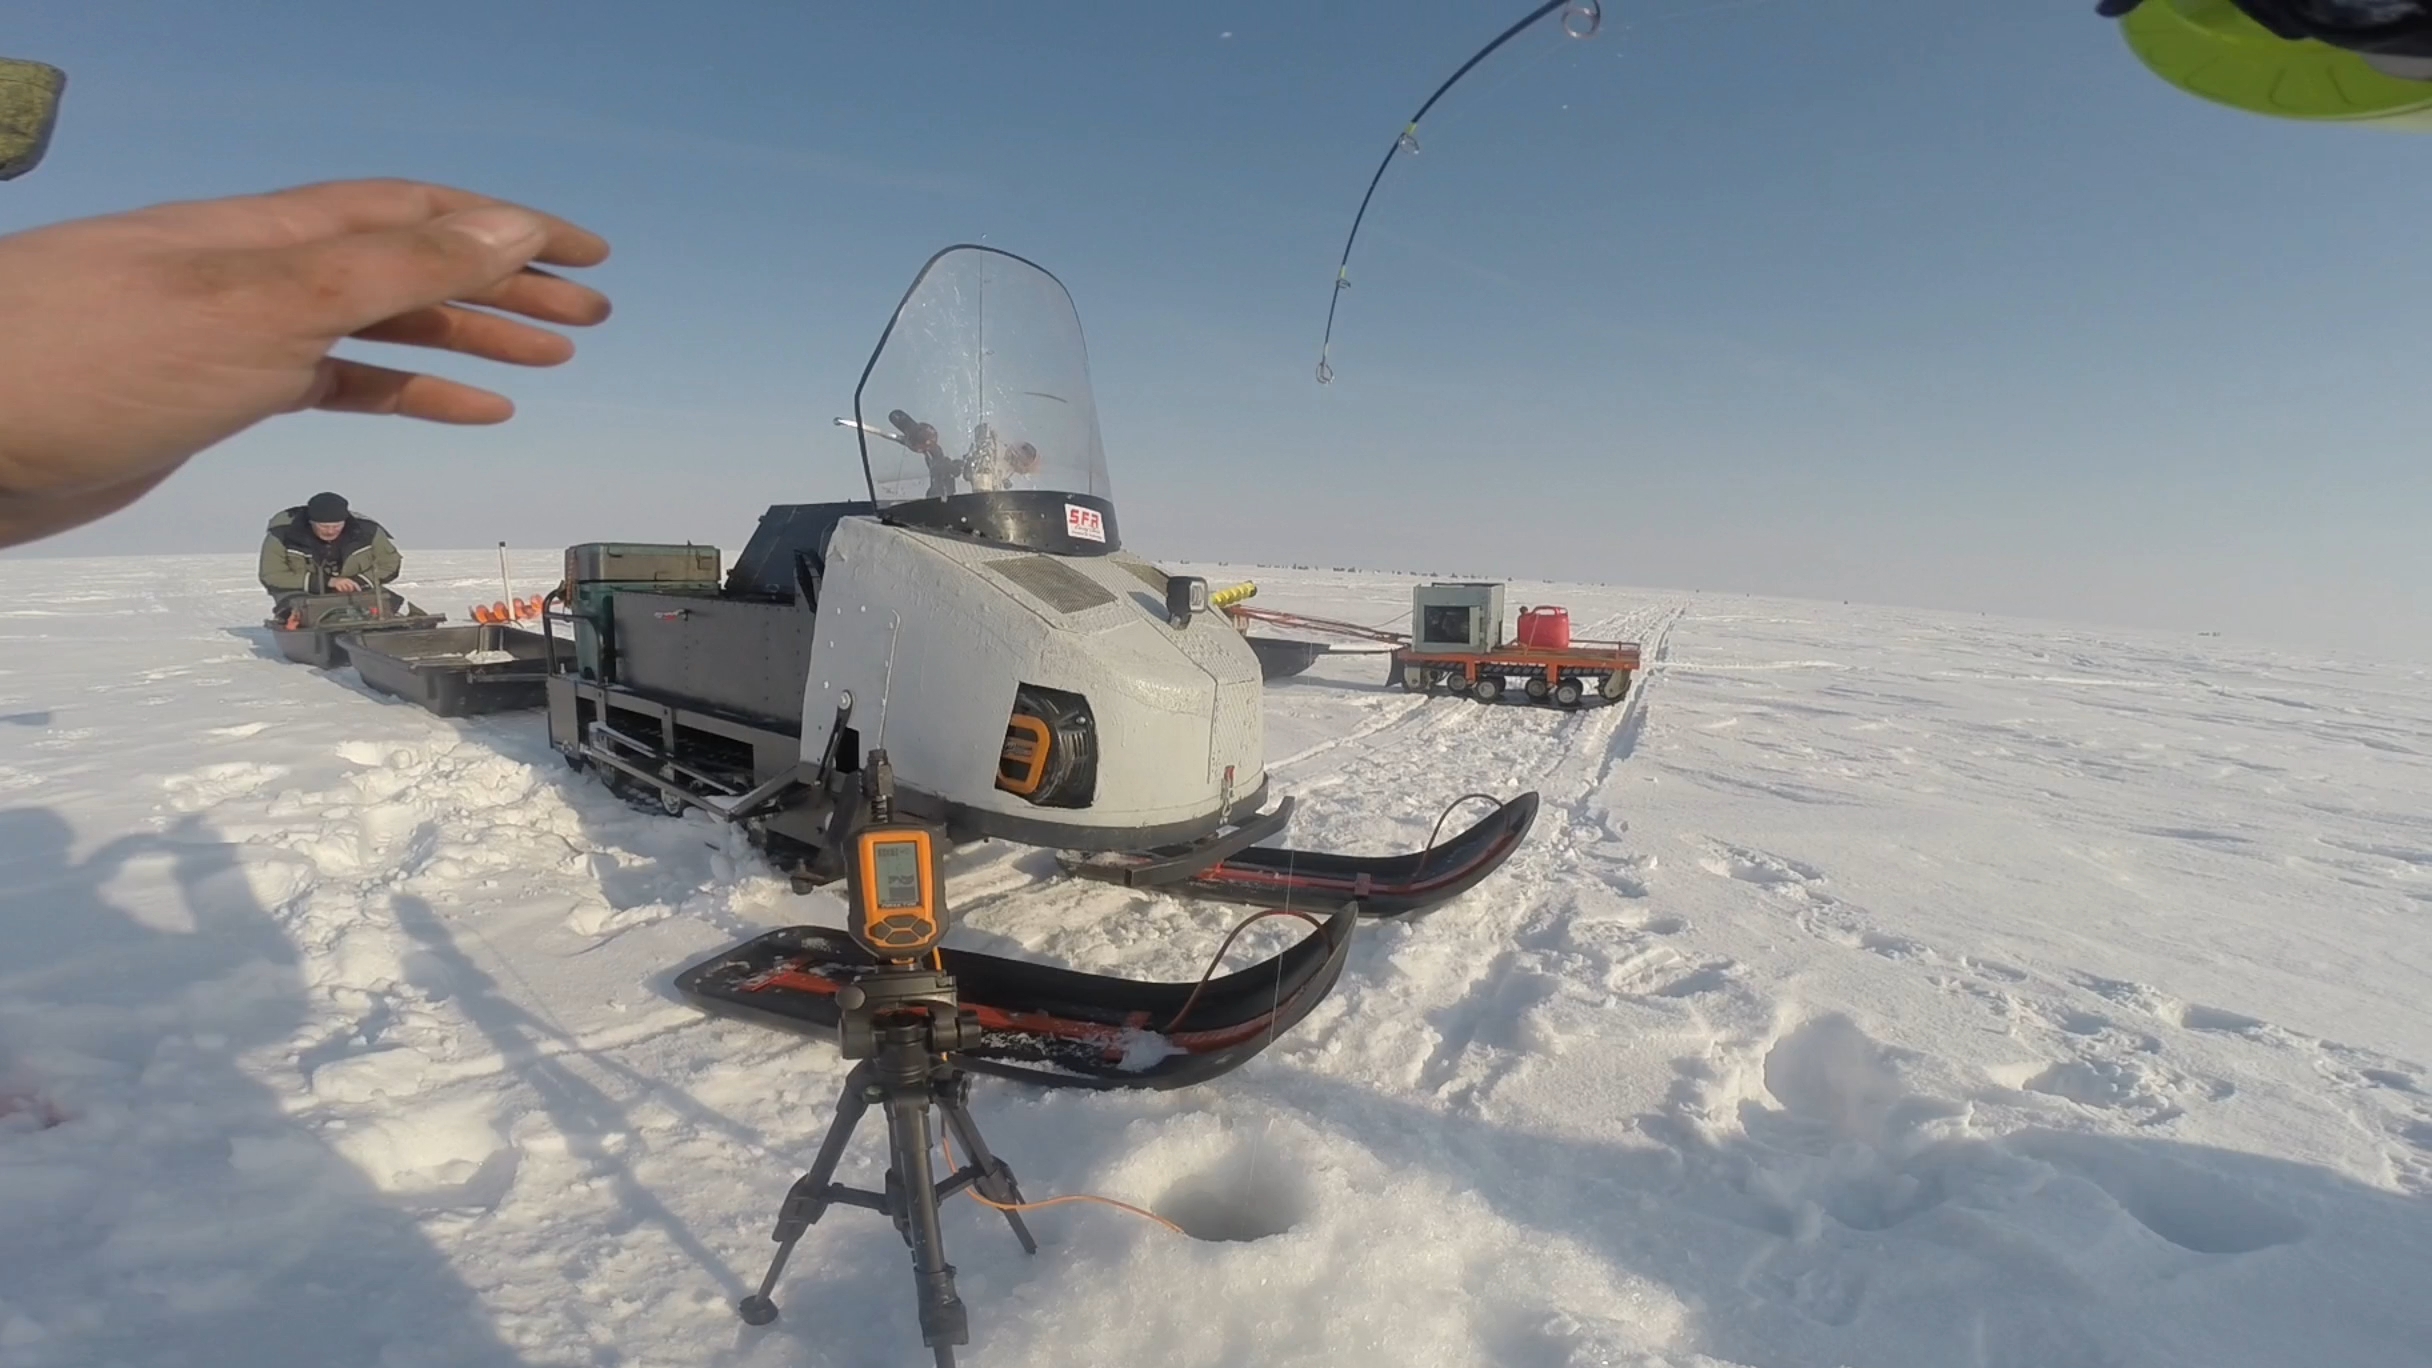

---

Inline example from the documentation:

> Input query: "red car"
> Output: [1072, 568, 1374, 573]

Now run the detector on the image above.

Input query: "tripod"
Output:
[737, 966, 1037, 1367]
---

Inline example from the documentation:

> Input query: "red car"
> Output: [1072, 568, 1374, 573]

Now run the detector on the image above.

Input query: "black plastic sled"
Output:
[1060, 791, 1539, 918]
[673, 902, 1358, 1091]
[265, 592, 444, 670]
[269, 620, 373, 670]
[1244, 635, 1329, 680]
[348, 625, 566, 717]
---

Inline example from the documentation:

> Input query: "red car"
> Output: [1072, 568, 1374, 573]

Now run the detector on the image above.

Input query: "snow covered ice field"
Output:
[2, 551, 2429, 1368]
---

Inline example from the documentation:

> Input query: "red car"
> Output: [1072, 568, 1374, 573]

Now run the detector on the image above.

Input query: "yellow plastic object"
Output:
[0, 58, 66, 180]
[2120, 0, 2432, 127]
[996, 714, 1054, 797]
[1210, 581, 1257, 609]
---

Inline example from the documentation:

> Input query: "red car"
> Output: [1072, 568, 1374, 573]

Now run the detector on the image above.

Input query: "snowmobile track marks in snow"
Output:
[1696, 840, 1825, 890]
[1267, 694, 1433, 773]
[1599, 607, 1678, 776]
[1346, 610, 1680, 1110]
[1310, 603, 1682, 1111]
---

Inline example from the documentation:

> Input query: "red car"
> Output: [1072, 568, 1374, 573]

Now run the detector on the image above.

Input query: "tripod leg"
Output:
[738, 1062, 875, 1326]
[938, 1083, 1038, 1255]
[883, 1090, 969, 1356]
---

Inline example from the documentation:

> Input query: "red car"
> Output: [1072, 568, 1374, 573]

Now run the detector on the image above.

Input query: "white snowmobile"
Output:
[542, 245, 1537, 1087]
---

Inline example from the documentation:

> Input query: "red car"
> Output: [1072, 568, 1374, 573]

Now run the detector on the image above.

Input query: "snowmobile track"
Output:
[1268, 694, 1434, 773]
[1287, 603, 1684, 1110]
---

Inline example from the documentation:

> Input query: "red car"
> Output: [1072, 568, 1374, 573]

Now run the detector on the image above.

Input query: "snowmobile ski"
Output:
[672, 901, 1358, 1090]
[1058, 790, 1539, 918]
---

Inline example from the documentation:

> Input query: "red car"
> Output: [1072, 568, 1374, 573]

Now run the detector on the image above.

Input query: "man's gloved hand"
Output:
[0, 178, 611, 548]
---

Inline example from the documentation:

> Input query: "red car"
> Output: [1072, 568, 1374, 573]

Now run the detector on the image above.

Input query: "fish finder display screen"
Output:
[874, 841, 924, 909]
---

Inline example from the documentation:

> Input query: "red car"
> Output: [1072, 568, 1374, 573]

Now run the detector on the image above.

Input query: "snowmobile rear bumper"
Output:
[1060, 790, 1538, 918]
[672, 901, 1358, 1090]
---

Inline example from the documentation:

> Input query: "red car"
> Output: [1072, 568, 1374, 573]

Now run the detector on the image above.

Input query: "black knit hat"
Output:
[305, 492, 349, 523]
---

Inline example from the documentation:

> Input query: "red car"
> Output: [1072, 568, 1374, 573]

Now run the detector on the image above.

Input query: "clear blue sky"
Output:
[5, 1, 2426, 660]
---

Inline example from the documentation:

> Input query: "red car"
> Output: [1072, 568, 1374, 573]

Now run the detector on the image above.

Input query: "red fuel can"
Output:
[1517, 606, 1570, 651]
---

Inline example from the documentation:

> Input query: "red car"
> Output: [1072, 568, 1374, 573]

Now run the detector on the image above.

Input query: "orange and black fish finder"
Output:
[842, 748, 950, 962]
[847, 822, 945, 960]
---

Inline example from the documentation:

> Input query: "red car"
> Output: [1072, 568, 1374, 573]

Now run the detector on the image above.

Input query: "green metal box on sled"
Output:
[558, 542, 722, 682]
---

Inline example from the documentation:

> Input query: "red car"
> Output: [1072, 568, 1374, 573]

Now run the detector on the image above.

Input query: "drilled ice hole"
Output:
[1155, 1145, 1311, 1243]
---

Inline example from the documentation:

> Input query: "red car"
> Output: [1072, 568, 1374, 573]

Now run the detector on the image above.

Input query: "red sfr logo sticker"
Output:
[1065, 504, 1105, 542]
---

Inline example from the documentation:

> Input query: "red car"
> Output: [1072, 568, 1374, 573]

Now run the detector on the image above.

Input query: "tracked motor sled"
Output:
[542, 246, 1536, 1087]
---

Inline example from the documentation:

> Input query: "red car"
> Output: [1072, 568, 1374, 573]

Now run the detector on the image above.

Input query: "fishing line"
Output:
[1315, 0, 1604, 385]
[1386, 20, 1573, 151]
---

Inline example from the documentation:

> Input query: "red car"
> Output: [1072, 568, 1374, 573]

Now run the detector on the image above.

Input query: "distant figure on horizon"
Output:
[258, 491, 402, 616]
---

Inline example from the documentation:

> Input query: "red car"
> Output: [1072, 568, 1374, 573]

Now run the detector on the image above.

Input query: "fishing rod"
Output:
[1314, 0, 1602, 385]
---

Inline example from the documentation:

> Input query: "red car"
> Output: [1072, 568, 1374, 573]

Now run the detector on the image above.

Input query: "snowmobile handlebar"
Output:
[885, 409, 945, 458]
[837, 411, 1047, 497]
[826, 413, 919, 455]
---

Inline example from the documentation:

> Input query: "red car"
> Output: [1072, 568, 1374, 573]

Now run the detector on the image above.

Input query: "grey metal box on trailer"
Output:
[1412, 582, 1505, 653]
[564, 543, 722, 585]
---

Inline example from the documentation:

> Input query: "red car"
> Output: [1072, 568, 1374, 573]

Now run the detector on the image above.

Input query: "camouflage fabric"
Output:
[0, 58, 65, 182]
[259, 507, 404, 598]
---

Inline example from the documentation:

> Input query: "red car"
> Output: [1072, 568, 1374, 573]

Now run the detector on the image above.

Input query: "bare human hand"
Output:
[0, 179, 611, 548]
[330, 577, 360, 594]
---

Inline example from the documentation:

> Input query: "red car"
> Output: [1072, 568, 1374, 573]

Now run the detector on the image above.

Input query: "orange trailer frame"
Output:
[1391, 637, 1641, 707]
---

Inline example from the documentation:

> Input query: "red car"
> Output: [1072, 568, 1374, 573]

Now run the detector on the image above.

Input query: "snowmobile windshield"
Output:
[851, 246, 1120, 555]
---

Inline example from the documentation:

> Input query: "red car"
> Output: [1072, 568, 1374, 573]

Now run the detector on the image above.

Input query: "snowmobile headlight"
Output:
[995, 684, 1097, 808]
[1166, 575, 1208, 627]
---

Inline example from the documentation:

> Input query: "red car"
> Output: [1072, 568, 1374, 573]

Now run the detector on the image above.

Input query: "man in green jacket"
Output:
[259, 491, 403, 616]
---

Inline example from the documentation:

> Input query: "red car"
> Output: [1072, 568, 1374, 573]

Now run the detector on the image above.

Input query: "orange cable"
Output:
[1161, 905, 1328, 1034]
[915, 904, 1332, 1239]
[939, 1128, 1186, 1236]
